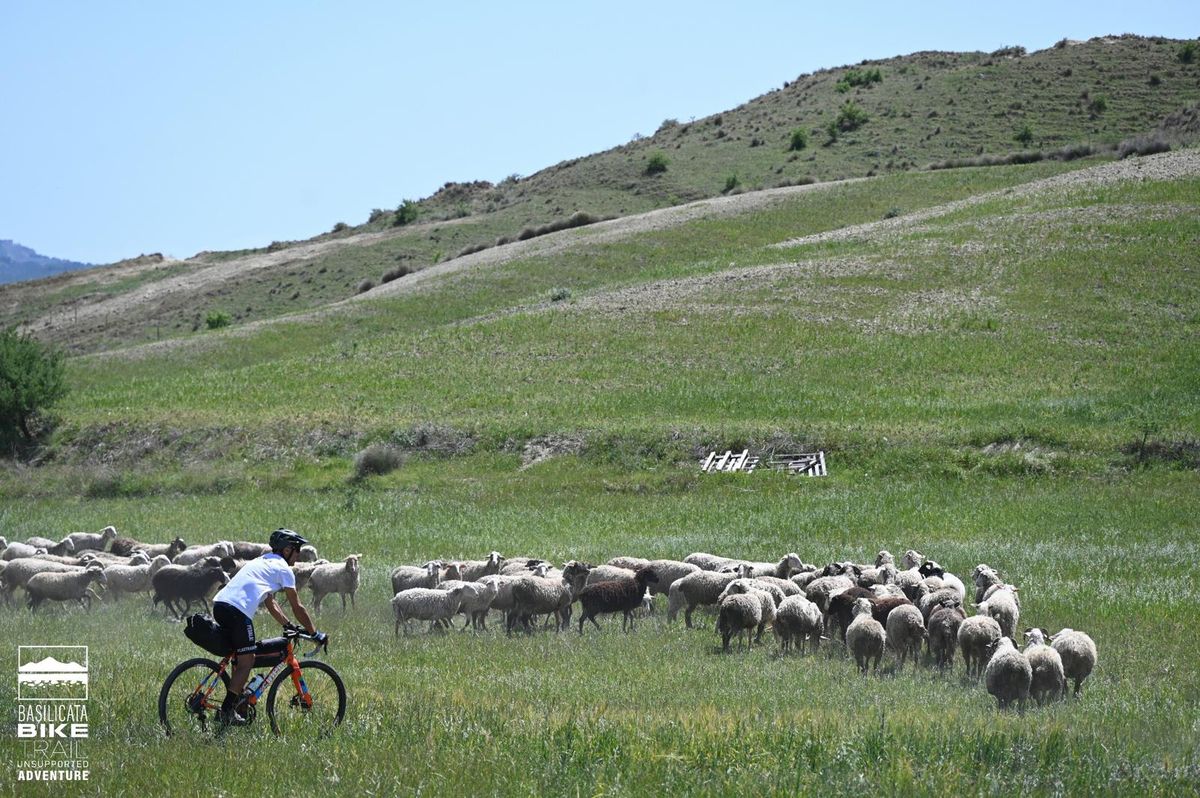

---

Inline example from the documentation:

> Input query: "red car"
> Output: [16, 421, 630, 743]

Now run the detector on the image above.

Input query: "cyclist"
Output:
[212, 528, 324, 725]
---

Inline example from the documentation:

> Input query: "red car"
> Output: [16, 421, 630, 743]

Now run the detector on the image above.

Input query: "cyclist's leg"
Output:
[213, 601, 256, 714]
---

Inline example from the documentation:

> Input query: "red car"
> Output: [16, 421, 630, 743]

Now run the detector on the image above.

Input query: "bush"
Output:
[788, 128, 808, 151]
[1178, 42, 1197, 64]
[723, 174, 739, 193]
[644, 153, 669, 175]
[381, 265, 413, 283]
[357, 279, 376, 294]
[835, 67, 882, 92]
[549, 287, 571, 302]
[353, 444, 404, 479]
[331, 222, 350, 234]
[0, 328, 67, 444]
[835, 101, 868, 132]
[1013, 124, 1034, 146]
[368, 209, 388, 224]
[1117, 133, 1171, 159]
[393, 199, 420, 226]
[1088, 95, 1108, 114]
[205, 311, 231, 330]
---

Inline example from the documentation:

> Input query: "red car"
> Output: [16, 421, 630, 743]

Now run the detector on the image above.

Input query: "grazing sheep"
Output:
[1023, 628, 1067, 704]
[918, 561, 966, 602]
[577, 567, 660, 633]
[391, 587, 466, 635]
[804, 574, 855, 615]
[927, 602, 966, 670]
[981, 586, 1020, 640]
[486, 563, 552, 616]
[24, 537, 76, 557]
[667, 570, 737, 627]
[391, 561, 442, 594]
[985, 637, 1032, 712]
[308, 554, 362, 612]
[719, 579, 776, 643]
[752, 575, 802, 599]
[684, 552, 741, 572]
[65, 525, 117, 553]
[973, 564, 1003, 603]
[825, 587, 876, 641]
[1051, 628, 1097, 696]
[773, 594, 823, 654]
[607, 556, 650, 571]
[2, 542, 47, 561]
[131, 537, 188, 560]
[507, 574, 575, 634]
[847, 598, 886, 675]
[958, 611, 1003, 679]
[919, 587, 962, 623]
[103, 555, 171, 600]
[26, 565, 107, 612]
[291, 559, 330, 592]
[717, 593, 762, 652]
[435, 579, 500, 630]
[172, 541, 235, 565]
[498, 557, 551, 576]
[737, 553, 804, 580]
[584, 564, 637, 587]
[885, 603, 927, 669]
[1, 559, 83, 603]
[640, 559, 701, 597]
[151, 558, 229, 619]
[456, 551, 505, 582]
[232, 541, 271, 560]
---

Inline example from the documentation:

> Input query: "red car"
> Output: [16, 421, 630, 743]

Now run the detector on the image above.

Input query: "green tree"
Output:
[789, 128, 808, 151]
[1014, 123, 1034, 146]
[393, 199, 420, 226]
[0, 328, 68, 444]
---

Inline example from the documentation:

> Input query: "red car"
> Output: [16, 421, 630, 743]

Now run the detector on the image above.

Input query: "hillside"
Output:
[4, 34, 1199, 354]
[0, 239, 92, 284]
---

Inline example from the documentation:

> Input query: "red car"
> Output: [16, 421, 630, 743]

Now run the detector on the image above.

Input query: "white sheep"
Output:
[958, 610, 1002, 679]
[456, 551, 505, 582]
[26, 565, 107, 612]
[1, 558, 83, 603]
[391, 561, 442, 593]
[308, 554, 362, 612]
[981, 586, 1020, 639]
[885, 603, 926, 669]
[1051, 628, 1097, 697]
[736, 553, 805, 580]
[507, 573, 575, 633]
[102, 555, 171, 600]
[291, 559, 330, 592]
[803, 574, 855, 615]
[1023, 628, 1067, 704]
[985, 637, 1032, 712]
[607, 556, 650, 570]
[24, 536, 76, 557]
[927, 602, 965, 669]
[847, 597, 886, 675]
[667, 570, 737, 627]
[66, 525, 117, 553]
[773, 594, 823, 654]
[719, 580, 777, 643]
[585, 564, 637, 587]
[2, 542, 47, 561]
[392, 586, 466, 635]
[683, 552, 741, 572]
[297, 543, 320, 562]
[640, 559, 701, 598]
[717, 593, 762, 652]
[172, 541, 235, 565]
[436, 579, 500, 630]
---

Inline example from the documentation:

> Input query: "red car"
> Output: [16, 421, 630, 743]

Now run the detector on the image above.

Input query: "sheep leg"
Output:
[684, 604, 695, 629]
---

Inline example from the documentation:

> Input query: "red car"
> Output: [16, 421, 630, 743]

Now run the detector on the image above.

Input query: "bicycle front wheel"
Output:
[158, 657, 229, 738]
[265, 659, 346, 736]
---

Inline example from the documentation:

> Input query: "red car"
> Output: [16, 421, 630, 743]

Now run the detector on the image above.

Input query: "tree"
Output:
[0, 328, 68, 444]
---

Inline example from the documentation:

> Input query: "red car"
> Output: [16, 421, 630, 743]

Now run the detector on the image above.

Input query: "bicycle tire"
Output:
[265, 659, 346, 736]
[158, 657, 229, 737]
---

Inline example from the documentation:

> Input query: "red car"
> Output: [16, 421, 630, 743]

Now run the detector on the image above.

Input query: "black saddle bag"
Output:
[184, 613, 231, 656]
[252, 637, 289, 668]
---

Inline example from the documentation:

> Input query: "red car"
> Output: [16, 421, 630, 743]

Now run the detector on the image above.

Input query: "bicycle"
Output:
[158, 627, 345, 737]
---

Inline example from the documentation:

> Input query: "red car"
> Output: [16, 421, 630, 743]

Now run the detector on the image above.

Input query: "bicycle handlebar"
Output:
[284, 626, 330, 656]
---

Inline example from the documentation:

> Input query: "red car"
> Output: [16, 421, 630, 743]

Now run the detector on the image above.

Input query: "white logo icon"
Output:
[17, 646, 89, 701]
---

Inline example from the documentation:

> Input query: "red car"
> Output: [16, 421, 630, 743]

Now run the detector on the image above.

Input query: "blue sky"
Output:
[2, 1, 1197, 265]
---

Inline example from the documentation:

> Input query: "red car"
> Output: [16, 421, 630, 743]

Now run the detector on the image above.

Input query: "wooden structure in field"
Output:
[700, 450, 827, 476]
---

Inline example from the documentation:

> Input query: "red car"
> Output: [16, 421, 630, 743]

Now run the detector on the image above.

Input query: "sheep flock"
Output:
[1, 531, 1098, 712]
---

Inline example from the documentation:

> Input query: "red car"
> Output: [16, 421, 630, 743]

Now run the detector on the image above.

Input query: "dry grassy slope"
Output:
[6, 34, 1198, 354]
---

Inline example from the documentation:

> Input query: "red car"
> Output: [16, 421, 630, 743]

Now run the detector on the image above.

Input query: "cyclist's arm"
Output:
[264, 593, 291, 627]
[282, 587, 316, 634]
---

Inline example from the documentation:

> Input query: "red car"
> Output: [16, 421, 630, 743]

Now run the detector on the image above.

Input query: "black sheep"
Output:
[151, 558, 229, 619]
[577, 567, 659, 633]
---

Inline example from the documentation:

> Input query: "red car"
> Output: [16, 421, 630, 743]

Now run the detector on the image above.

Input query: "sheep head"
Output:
[875, 550, 894, 567]
[852, 597, 873, 617]
[1024, 628, 1048, 646]
[346, 554, 362, 574]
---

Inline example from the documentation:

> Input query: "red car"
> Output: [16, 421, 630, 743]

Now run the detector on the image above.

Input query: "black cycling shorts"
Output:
[213, 601, 256, 656]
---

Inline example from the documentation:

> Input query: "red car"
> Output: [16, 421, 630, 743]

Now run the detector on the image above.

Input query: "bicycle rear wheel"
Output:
[158, 657, 229, 738]
[265, 659, 346, 736]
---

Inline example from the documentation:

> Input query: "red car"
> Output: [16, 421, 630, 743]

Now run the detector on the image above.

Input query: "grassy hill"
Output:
[4, 35, 1199, 355]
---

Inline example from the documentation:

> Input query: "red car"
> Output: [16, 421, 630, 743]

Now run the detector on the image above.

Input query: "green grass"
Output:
[0, 460, 1198, 795]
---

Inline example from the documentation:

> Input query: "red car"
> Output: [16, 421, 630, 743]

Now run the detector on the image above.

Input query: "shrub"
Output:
[357, 279, 376, 294]
[549, 287, 571, 302]
[456, 243, 488, 258]
[331, 221, 350, 234]
[381, 265, 413, 283]
[353, 444, 404, 479]
[835, 67, 882, 93]
[644, 153, 669, 175]
[1117, 133, 1171, 159]
[393, 199, 420, 226]
[1088, 95, 1108, 114]
[788, 128, 808, 151]
[723, 174, 739, 193]
[0, 328, 68, 444]
[1178, 42, 1197, 64]
[204, 311, 231, 330]
[368, 208, 388, 224]
[1013, 123, 1034, 145]
[1149, 74, 1162, 86]
[835, 101, 868, 132]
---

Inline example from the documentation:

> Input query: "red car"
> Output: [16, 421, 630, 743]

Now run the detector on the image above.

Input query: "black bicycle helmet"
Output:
[269, 528, 309, 553]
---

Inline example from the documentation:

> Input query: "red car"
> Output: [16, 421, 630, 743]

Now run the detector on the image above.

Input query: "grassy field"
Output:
[2, 153, 1199, 795]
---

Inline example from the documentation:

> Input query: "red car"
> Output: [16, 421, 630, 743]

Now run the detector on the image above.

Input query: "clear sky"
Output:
[2, 1, 1197, 265]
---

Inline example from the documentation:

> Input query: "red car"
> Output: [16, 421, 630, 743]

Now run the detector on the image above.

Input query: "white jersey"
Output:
[214, 553, 295, 619]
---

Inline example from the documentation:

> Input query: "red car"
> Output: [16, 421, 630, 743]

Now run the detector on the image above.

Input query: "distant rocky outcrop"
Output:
[0, 240, 93, 284]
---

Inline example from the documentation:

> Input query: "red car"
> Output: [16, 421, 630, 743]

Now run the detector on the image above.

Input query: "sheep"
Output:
[871, 584, 907, 599]
[752, 575, 802, 599]
[435, 579, 500, 630]
[456, 551, 505, 582]
[507, 574, 575, 634]
[642, 559, 701, 597]
[391, 587, 466, 635]
[577, 567, 660, 633]
[607, 556, 650, 571]
[666, 570, 737, 628]
[919, 561, 966, 602]
[308, 554, 362, 612]
[885, 603, 926, 669]
[857, 550, 898, 587]
[717, 593, 762, 652]
[130, 537, 188, 560]
[684, 552, 741, 572]
[826, 587, 877, 641]
[981, 586, 1020, 639]
[26, 565, 108, 612]
[297, 544, 319, 562]
[804, 574, 855, 615]
[719, 579, 776, 643]
[973, 564, 1003, 604]
[1, 558, 83, 603]
[985, 637, 1032, 712]
[736, 553, 804, 580]
[74, 549, 151, 566]
[1023, 628, 1067, 704]
[584, 564, 637, 587]
[957, 611, 1002, 679]
[773, 594, 824, 654]
[486, 563, 552, 616]
[2, 542, 47, 561]
[292, 559, 330, 592]
[151, 558, 229, 619]
[1051, 628, 1097, 696]
[919, 587, 962, 623]
[927, 602, 966, 670]
[24, 536, 76, 557]
[65, 525, 117, 553]
[172, 541, 235, 565]
[102, 555, 171, 601]
[232, 541, 271, 560]
[391, 561, 442, 594]
[982, 582, 1021, 609]
[498, 557, 551, 575]
[846, 598, 886, 675]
